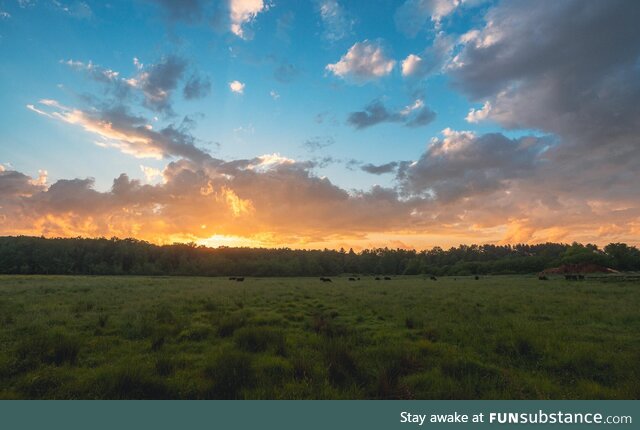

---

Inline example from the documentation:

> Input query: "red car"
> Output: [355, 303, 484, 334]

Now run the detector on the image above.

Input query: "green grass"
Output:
[0, 275, 638, 399]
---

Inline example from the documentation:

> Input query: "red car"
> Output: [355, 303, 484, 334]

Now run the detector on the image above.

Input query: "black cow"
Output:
[236, 277, 245, 282]
[348, 277, 356, 281]
[474, 275, 480, 280]
[430, 276, 437, 281]
[384, 276, 392, 280]
[374, 277, 381, 281]
[538, 276, 548, 281]
[229, 277, 236, 280]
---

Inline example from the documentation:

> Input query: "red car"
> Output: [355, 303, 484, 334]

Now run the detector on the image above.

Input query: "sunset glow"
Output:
[1, 0, 639, 248]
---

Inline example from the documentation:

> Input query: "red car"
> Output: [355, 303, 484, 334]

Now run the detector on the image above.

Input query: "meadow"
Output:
[0, 275, 638, 399]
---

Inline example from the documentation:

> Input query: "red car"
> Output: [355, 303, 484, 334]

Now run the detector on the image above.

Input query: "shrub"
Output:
[92, 364, 172, 399]
[234, 327, 286, 354]
[217, 314, 246, 337]
[204, 350, 254, 399]
[16, 331, 81, 368]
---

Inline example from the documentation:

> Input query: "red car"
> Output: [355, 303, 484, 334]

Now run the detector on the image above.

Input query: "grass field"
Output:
[0, 275, 638, 399]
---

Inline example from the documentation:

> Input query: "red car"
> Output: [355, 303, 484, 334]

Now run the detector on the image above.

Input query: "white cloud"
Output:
[269, 90, 280, 100]
[401, 54, 422, 76]
[465, 101, 492, 123]
[140, 165, 163, 183]
[229, 80, 245, 94]
[326, 40, 395, 83]
[229, 0, 268, 39]
[317, 0, 353, 42]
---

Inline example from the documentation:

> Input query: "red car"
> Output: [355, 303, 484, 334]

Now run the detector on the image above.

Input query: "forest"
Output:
[1, 236, 639, 277]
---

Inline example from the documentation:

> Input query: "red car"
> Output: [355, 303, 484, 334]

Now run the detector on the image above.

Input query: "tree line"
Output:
[0, 236, 639, 277]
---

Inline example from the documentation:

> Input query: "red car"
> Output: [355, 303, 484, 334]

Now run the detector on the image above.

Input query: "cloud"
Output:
[447, 0, 640, 210]
[303, 136, 334, 152]
[183, 74, 211, 100]
[316, 0, 353, 42]
[273, 62, 299, 83]
[229, 0, 269, 39]
[465, 101, 491, 123]
[326, 40, 395, 83]
[28, 100, 211, 161]
[395, 0, 461, 37]
[398, 128, 551, 201]
[347, 99, 436, 129]
[269, 90, 280, 100]
[64, 56, 190, 114]
[140, 165, 164, 183]
[229, 80, 245, 94]
[361, 162, 399, 175]
[51, 1, 93, 20]
[62, 59, 121, 84]
[125, 55, 187, 113]
[150, 0, 203, 22]
[401, 54, 423, 77]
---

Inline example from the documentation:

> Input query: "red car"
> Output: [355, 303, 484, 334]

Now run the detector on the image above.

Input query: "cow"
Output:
[229, 277, 236, 280]
[430, 276, 437, 281]
[375, 277, 381, 281]
[236, 277, 245, 282]
[348, 277, 356, 281]
[564, 274, 578, 281]
[320, 277, 332, 283]
[474, 275, 480, 280]
[538, 275, 548, 281]
[384, 276, 392, 280]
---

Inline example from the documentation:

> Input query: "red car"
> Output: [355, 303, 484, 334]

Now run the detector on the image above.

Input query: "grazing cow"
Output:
[348, 277, 356, 281]
[564, 274, 578, 281]
[375, 277, 381, 281]
[538, 276, 548, 281]
[384, 276, 392, 280]
[357, 277, 361, 280]
[578, 274, 585, 280]
[229, 277, 236, 280]
[430, 276, 437, 281]
[236, 277, 245, 282]
[474, 275, 480, 280]
[324, 278, 332, 283]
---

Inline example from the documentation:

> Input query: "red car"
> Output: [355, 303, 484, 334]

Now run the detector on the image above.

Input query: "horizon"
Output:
[1, 0, 640, 249]
[1, 234, 633, 254]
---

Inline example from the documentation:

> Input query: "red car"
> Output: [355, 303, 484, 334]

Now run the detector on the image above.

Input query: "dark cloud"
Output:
[274, 62, 299, 83]
[0, 169, 42, 197]
[183, 74, 211, 100]
[303, 136, 335, 152]
[397, 130, 551, 201]
[361, 162, 399, 175]
[64, 55, 192, 115]
[347, 99, 436, 130]
[150, 0, 203, 23]
[447, 0, 640, 205]
[135, 55, 187, 113]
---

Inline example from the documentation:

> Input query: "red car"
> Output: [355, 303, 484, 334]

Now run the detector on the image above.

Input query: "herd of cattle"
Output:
[228, 275, 587, 282]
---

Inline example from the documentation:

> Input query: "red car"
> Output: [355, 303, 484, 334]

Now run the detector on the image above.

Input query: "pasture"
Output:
[0, 275, 638, 399]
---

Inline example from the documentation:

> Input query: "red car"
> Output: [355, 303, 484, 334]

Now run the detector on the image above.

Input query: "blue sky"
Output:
[0, 0, 495, 190]
[1, 0, 639, 248]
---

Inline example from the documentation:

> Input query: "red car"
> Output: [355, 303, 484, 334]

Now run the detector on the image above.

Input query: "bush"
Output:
[204, 350, 254, 399]
[234, 327, 286, 354]
[91, 364, 172, 399]
[16, 331, 81, 368]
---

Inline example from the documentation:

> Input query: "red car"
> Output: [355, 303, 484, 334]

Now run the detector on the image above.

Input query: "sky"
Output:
[0, 0, 639, 250]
